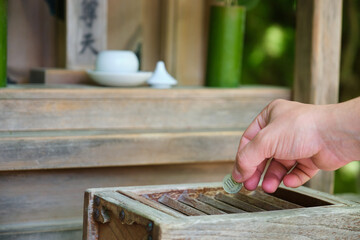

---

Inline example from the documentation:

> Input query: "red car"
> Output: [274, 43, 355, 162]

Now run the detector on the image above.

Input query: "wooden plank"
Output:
[214, 193, 264, 212]
[197, 194, 245, 213]
[158, 195, 206, 216]
[29, 68, 93, 85]
[117, 190, 185, 218]
[0, 162, 232, 226]
[159, 206, 360, 239]
[83, 191, 98, 240]
[0, 129, 239, 171]
[0, 87, 291, 131]
[293, 0, 343, 193]
[250, 191, 302, 209]
[178, 194, 226, 215]
[160, 0, 207, 86]
[66, 0, 107, 69]
[235, 193, 283, 211]
[0, 219, 82, 240]
[141, 0, 161, 71]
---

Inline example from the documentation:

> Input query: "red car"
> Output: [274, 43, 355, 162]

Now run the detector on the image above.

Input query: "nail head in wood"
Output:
[119, 209, 125, 220]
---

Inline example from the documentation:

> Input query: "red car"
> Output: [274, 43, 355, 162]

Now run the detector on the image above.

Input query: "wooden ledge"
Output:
[0, 86, 290, 131]
[0, 129, 241, 171]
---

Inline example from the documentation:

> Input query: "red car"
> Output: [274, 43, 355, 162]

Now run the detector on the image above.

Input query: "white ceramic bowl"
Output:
[87, 70, 152, 87]
[95, 50, 139, 73]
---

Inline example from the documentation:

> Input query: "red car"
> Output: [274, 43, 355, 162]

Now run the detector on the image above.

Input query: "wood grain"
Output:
[178, 194, 225, 215]
[197, 194, 245, 213]
[158, 195, 206, 216]
[159, 206, 360, 239]
[235, 193, 282, 211]
[250, 191, 301, 209]
[0, 87, 290, 131]
[0, 129, 239, 171]
[86, 184, 360, 239]
[294, 0, 343, 193]
[0, 162, 232, 226]
[214, 193, 264, 212]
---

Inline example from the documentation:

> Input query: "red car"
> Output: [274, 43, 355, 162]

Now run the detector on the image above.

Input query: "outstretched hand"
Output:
[232, 98, 360, 193]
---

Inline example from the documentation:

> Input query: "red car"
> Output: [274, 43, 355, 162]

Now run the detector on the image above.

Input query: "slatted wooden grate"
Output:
[133, 186, 332, 217]
[85, 183, 360, 239]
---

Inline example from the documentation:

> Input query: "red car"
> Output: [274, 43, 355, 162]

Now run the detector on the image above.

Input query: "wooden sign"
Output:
[66, 0, 107, 69]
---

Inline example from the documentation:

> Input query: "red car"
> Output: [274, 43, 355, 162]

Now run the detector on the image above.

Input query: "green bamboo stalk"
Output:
[206, 6, 246, 88]
[0, 0, 7, 88]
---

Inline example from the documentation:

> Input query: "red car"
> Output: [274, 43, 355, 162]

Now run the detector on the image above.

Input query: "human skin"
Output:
[232, 97, 360, 193]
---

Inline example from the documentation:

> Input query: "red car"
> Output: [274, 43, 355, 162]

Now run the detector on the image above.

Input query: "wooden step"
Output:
[0, 87, 290, 131]
[0, 129, 241, 171]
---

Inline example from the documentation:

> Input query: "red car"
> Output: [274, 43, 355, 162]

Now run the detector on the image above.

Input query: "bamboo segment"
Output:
[206, 6, 246, 87]
[0, 0, 7, 88]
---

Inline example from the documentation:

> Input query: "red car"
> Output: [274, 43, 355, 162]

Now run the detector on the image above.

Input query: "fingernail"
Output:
[232, 166, 242, 182]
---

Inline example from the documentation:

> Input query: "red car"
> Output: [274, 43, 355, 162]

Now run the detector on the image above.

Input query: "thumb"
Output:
[232, 131, 272, 182]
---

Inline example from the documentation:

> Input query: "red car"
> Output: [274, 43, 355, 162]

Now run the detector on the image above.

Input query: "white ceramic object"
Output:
[147, 61, 177, 88]
[87, 70, 152, 87]
[95, 50, 139, 73]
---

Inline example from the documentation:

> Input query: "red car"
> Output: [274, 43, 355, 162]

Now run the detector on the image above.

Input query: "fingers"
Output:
[283, 159, 319, 188]
[243, 160, 268, 191]
[233, 130, 273, 182]
[262, 159, 296, 193]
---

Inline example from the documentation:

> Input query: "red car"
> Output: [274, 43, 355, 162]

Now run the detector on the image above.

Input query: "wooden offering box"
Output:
[84, 183, 360, 239]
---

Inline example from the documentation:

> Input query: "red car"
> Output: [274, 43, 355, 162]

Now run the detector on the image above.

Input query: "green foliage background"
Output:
[241, 0, 360, 193]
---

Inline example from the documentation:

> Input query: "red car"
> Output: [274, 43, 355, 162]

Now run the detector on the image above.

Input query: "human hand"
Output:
[232, 98, 360, 193]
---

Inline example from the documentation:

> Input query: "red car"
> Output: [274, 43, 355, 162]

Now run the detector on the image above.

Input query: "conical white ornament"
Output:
[147, 61, 177, 88]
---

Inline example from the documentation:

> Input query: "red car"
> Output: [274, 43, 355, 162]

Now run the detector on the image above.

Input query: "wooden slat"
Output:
[294, 0, 342, 193]
[117, 190, 185, 218]
[159, 206, 360, 239]
[214, 193, 263, 212]
[0, 87, 290, 131]
[0, 129, 239, 171]
[178, 194, 226, 215]
[235, 193, 283, 211]
[197, 194, 245, 213]
[0, 162, 232, 226]
[158, 195, 206, 216]
[250, 191, 302, 209]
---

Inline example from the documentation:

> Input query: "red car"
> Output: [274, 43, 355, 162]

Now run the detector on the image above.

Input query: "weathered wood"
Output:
[84, 183, 360, 239]
[118, 190, 185, 218]
[294, 0, 343, 193]
[66, 0, 107, 69]
[250, 190, 301, 209]
[0, 87, 290, 131]
[159, 206, 360, 239]
[0, 163, 232, 228]
[82, 191, 98, 240]
[197, 194, 245, 213]
[0, 219, 82, 240]
[235, 193, 282, 211]
[178, 194, 226, 215]
[158, 195, 206, 216]
[0, 129, 239, 171]
[214, 193, 263, 212]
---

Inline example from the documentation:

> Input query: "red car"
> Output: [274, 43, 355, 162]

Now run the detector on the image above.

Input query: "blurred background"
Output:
[5, 0, 360, 194]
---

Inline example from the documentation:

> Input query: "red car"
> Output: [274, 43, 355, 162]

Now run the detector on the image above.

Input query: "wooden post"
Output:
[294, 0, 343, 193]
[66, 0, 107, 69]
